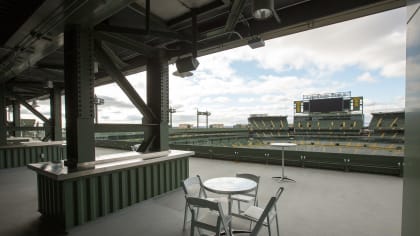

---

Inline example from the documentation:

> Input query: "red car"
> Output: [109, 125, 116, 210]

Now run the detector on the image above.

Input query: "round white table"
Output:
[203, 177, 257, 234]
[270, 142, 297, 182]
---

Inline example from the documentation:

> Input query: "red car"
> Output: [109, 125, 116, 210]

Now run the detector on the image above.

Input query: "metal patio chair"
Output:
[234, 186, 285, 236]
[182, 175, 227, 231]
[186, 197, 232, 236]
[231, 173, 260, 214]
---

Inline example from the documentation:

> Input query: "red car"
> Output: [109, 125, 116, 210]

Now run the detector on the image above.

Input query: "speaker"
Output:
[175, 56, 199, 73]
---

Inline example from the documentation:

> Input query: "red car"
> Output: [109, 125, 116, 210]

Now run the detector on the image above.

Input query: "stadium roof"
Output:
[0, 0, 405, 103]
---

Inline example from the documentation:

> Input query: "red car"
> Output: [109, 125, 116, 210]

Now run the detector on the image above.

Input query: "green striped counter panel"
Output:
[0, 141, 66, 169]
[28, 150, 192, 230]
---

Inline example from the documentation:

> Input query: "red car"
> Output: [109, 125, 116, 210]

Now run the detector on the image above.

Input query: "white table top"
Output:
[270, 142, 297, 147]
[203, 177, 257, 195]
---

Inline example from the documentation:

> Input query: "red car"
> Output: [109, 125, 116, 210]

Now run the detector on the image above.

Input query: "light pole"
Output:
[197, 109, 211, 128]
[169, 107, 176, 127]
[94, 95, 104, 124]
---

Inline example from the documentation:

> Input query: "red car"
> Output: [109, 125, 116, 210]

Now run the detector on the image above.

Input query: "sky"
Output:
[18, 7, 406, 127]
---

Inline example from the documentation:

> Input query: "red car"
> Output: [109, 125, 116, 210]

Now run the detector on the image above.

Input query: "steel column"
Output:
[12, 101, 21, 137]
[142, 52, 169, 152]
[0, 86, 6, 145]
[402, 1, 420, 235]
[64, 25, 95, 169]
[50, 86, 62, 141]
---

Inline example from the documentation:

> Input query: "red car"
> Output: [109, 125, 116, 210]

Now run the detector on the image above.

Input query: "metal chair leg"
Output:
[190, 223, 195, 236]
[183, 201, 188, 231]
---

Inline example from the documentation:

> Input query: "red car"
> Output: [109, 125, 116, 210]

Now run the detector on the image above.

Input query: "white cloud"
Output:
[202, 96, 231, 104]
[238, 97, 255, 103]
[381, 60, 406, 78]
[197, 8, 406, 80]
[26, 8, 405, 127]
[357, 72, 377, 83]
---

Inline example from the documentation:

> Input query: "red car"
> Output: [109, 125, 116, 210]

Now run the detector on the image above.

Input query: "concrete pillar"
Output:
[0, 86, 6, 145]
[64, 24, 95, 169]
[12, 101, 20, 137]
[144, 52, 169, 151]
[50, 86, 62, 141]
[402, 1, 420, 235]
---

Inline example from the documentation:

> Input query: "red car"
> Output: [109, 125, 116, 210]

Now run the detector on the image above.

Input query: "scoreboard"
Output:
[310, 98, 343, 113]
[294, 94, 363, 113]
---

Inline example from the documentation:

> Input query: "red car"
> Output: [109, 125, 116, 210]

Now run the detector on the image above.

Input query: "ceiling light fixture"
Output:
[252, 0, 281, 23]
[248, 36, 265, 49]
[252, 0, 273, 19]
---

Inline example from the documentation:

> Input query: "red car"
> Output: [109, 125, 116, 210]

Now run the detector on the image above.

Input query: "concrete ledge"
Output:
[28, 150, 193, 180]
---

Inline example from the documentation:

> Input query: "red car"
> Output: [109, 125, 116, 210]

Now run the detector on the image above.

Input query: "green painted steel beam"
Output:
[94, 32, 158, 57]
[94, 43, 158, 122]
[94, 123, 158, 133]
[14, 95, 49, 123]
[50, 86, 63, 141]
[142, 54, 169, 152]
[0, 86, 6, 145]
[64, 25, 95, 169]
[95, 25, 188, 41]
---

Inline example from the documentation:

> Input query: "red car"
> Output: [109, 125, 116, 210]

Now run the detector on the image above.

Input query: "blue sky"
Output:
[21, 7, 406, 127]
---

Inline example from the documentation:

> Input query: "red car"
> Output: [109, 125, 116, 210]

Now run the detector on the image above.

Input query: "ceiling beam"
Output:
[94, 31, 158, 57]
[128, 3, 170, 30]
[95, 24, 189, 41]
[102, 42, 129, 69]
[168, 0, 227, 28]
[36, 63, 64, 71]
[224, 0, 247, 32]
[66, 0, 139, 26]
[0, 34, 63, 84]
[126, 2, 191, 42]
[204, 0, 247, 38]
[0, 0, 139, 84]
[94, 123, 158, 132]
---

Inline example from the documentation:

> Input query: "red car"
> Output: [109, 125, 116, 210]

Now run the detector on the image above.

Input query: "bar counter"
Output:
[28, 149, 193, 230]
[0, 141, 66, 168]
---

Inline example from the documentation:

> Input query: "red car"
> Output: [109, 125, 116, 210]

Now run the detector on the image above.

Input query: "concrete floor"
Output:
[0, 148, 403, 236]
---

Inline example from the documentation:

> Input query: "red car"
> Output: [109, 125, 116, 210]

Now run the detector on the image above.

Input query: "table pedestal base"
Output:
[220, 229, 251, 235]
[272, 176, 296, 182]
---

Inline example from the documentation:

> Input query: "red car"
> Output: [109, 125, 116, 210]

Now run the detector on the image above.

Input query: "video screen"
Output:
[310, 98, 343, 112]
[343, 99, 350, 110]
[303, 102, 309, 112]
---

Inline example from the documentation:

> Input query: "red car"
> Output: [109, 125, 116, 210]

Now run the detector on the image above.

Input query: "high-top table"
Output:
[270, 142, 297, 182]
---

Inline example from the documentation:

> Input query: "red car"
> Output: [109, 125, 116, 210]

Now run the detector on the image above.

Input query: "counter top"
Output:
[0, 140, 65, 149]
[27, 149, 194, 180]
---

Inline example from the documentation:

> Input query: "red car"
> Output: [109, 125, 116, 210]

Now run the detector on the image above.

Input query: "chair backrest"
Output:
[250, 187, 285, 236]
[182, 175, 207, 198]
[236, 173, 260, 196]
[186, 197, 231, 236]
